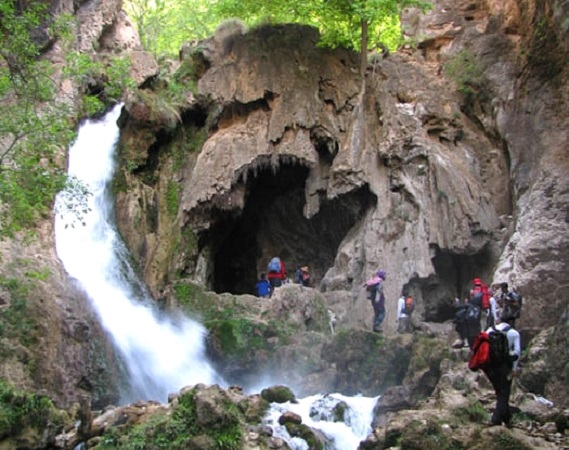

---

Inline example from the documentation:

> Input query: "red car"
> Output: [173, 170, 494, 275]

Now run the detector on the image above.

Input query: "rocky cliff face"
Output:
[117, 0, 568, 334]
[1, 0, 567, 421]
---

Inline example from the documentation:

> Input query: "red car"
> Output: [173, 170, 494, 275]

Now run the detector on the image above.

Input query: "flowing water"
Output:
[54, 105, 377, 449]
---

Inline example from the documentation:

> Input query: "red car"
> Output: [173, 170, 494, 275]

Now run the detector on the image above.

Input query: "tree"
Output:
[0, 2, 131, 239]
[210, 0, 431, 74]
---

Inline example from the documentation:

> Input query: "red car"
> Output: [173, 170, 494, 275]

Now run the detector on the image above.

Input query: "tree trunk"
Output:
[360, 19, 368, 76]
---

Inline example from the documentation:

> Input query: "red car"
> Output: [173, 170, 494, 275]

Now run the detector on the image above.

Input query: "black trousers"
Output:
[483, 363, 513, 425]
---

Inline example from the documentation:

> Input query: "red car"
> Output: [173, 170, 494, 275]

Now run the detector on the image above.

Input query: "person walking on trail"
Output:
[267, 256, 286, 297]
[364, 269, 386, 333]
[482, 312, 521, 427]
[397, 292, 415, 333]
[256, 273, 271, 298]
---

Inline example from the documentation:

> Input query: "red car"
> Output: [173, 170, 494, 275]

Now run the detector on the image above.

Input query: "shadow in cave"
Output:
[205, 158, 375, 295]
[405, 244, 494, 322]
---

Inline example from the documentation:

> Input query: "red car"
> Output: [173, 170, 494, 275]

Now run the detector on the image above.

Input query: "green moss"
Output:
[400, 419, 464, 450]
[454, 398, 488, 424]
[0, 380, 64, 440]
[166, 180, 180, 217]
[493, 431, 533, 450]
[284, 422, 324, 450]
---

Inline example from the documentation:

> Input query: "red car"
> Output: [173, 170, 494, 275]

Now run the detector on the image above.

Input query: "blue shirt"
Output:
[256, 279, 271, 297]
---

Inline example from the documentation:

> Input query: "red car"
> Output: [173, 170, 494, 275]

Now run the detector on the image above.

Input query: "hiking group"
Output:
[455, 277, 523, 427]
[256, 257, 311, 298]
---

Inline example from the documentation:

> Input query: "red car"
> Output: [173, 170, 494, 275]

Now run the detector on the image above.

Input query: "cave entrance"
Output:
[205, 159, 375, 295]
[405, 245, 494, 322]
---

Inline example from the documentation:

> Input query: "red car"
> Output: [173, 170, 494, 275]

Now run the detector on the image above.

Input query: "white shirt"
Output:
[397, 296, 408, 319]
[489, 296, 499, 322]
[486, 322, 521, 369]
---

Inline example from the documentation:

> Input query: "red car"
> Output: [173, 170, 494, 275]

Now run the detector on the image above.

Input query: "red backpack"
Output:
[468, 332, 490, 370]
[471, 283, 491, 310]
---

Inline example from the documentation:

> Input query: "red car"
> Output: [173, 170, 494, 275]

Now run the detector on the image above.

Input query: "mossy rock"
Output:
[284, 422, 325, 450]
[260, 385, 296, 404]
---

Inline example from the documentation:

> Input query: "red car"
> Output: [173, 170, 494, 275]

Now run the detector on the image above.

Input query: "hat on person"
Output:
[377, 270, 386, 279]
[301, 266, 309, 272]
[473, 278, 482, 285]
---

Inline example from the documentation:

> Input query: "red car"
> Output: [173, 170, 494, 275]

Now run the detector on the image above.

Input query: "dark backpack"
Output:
[465, 304, 481, 323]
[268, 257, 281, 273]
[403, 296, 415, 314]
[488, 325, 512, 368]
[366, 283, 379, 301]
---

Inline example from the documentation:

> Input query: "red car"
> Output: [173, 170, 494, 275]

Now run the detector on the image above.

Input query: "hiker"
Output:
[497, 282, 522, 328]
[486, 286, 499, 328]
[294, 265, 303, 284]
[453, 295, 481, 349]
[482, 312, 521, 426]
[470, 277, 491, 327]
[267, 257, 287, 297]
[256, 273, 271, 298]
[300, 266, 310, 287]
[364, 270, 386, 332]
[396, 292, 415, 333]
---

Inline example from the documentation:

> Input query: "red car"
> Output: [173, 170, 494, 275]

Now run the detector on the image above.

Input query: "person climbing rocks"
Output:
[397, 291, 415, 333]
[267, 256, 286, 297]
[482, 312, 521, 427]
[470, 277, 491, 327]
[364, 269, 386, 332]
[256, 273, 271, 298]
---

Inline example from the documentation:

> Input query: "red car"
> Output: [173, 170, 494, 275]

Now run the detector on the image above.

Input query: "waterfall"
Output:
[54, 105, 220, 403]
[54, 105, 378, 449]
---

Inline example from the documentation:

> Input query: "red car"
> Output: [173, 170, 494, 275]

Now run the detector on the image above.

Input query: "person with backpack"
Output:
[497, 282, 522, 328]
[474, 312, 521, 427]
[256, 273, 271, 298]
[470, 277, 491, 327]
[267, 257, 286, 297]
[452, 295, 481, 349]
[364, 269, 386, 332]
[397, 291, 415, 333]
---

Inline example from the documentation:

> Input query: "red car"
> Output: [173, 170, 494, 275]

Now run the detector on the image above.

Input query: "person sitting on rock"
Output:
[256, 273, 271, 298]
[300, 266, 310, 287]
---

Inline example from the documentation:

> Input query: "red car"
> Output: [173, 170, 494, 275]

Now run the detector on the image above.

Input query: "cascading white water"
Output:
[265, 393, 379, 450]
[54, 105, 220, 403]
[54, 105, 378, 449]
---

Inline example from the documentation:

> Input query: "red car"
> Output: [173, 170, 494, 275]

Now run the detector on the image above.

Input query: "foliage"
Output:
[0, 276, 38, 350]
[0, 379, 63, 440]
[454, 398, 488, 423]
[399, 419, 465, 450]
[493, 431, 533, 450]
[123, 0, 431, 61]
[443, 50, 484, 96]
[0, 2, 133, 239]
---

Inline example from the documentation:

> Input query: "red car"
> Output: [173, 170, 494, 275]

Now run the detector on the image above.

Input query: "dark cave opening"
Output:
[205, 159, 375, 295]
[416, 244, 494, 322]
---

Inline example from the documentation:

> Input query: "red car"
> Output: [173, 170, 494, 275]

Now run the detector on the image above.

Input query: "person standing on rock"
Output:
[397, 291, 415, 333]
[482, 312, 521, 427]
[364, 269, 386, 332]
